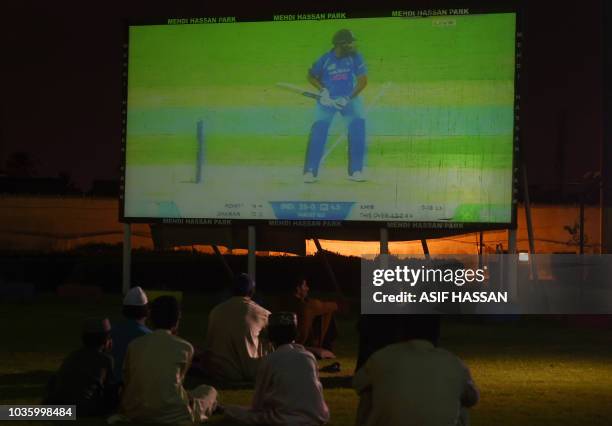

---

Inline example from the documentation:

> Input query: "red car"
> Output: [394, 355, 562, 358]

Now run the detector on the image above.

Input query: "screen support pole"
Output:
[212, 245, 234, 284]
[508, 228, 517, 253]
[478, 232, 484, 268]
[248, 226, 256, 282]
[421, 239, 430, 257]
[380, 227, 389, 254]
[313, 239, 344, 299]
[604, 1, 612, 253]
[521, 146, 539, 280]
[506, 228, 517, 298]
[122, 223, 131, 295]
[380, 228, 389, 269]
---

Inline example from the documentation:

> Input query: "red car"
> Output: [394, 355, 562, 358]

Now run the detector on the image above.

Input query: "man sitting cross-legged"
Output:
[203, 273, 272, 383]
[224, 312, 330, 425]
[44, 317, 119, 417]
[353, 315, 479, 426]
[116, 296, 218, 424]
[277, 276, 339, 359]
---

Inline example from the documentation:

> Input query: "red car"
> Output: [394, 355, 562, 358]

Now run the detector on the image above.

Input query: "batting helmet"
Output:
[332, 29, 356, 45]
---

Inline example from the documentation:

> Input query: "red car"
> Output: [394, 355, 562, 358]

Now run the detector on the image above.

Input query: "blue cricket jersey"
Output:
[309, 50, 367, 98]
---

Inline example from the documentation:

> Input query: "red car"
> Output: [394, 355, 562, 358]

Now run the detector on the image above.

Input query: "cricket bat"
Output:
[275, 82, 320, 99]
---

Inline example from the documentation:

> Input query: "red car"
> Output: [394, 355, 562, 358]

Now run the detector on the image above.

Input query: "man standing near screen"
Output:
[303, 29, 368, 183]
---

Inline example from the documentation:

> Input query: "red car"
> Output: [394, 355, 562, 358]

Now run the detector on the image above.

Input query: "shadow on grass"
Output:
[0, 370, 53, 385]
[184, 372, 253, 391]
[185, 374, 354, 391]
[321, 376, 353, 389]
[0, 370, 52, 401]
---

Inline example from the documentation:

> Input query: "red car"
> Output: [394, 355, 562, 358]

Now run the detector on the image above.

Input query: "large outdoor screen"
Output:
[122, 8, 518, 229]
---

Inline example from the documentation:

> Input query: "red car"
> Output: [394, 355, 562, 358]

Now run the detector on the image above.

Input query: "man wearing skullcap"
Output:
[110, 286, 151, 383]
[224, 312, 330, 425]
[44, 318, 119, 416]
[203, 273, 272, 382]
[118, 296, 218, 423]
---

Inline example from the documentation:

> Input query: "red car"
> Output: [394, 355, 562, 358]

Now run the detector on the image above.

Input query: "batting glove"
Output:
[319, 88, 334, 107]
[333, 96, 351, 110]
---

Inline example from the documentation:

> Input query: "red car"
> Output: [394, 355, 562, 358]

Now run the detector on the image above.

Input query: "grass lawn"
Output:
[2, 293, 612, 425]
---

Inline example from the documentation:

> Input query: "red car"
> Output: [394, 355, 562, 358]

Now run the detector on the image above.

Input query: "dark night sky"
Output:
[0, 1, 603, 190]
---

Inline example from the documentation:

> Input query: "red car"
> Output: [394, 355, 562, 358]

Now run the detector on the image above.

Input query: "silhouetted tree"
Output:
[58, 171, 81, 194]
[5, 151, 39, 177]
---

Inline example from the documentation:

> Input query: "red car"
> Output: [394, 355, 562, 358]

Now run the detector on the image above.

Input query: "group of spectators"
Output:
[44, 274, 478, 425]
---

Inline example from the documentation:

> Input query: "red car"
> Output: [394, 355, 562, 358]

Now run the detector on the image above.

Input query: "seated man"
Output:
[110, 286, 151, 384]
[44, 318, 118, 417]
[355, 314, 410, 372]
[353, 316, 479, 426]
[203, 273, 272, 382]
[118, 296, 218, 423]
[224, 312, 330, 425]
[278, 276, 338, 358]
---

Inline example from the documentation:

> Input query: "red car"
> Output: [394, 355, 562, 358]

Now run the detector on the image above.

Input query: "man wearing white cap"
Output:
[110, 286, 151, 383]
[224, 312, 330, 425]
[204, 273, 272, 382]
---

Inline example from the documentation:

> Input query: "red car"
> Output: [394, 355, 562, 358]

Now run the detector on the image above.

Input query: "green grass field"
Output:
[2, 293, 612, 425]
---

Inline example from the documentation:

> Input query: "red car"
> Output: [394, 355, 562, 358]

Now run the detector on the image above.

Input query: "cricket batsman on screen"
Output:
[303, 29, 368, 183]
